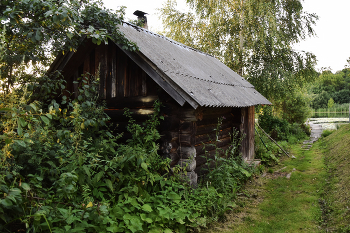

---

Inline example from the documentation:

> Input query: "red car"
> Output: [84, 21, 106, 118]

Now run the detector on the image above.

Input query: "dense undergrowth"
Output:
[0, 75, 254, 232]
[255, 106, 310, 165]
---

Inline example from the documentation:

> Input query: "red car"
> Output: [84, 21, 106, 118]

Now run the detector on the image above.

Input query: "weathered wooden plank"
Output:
[104, 108, 155, 122]
[196, 121, 233, 135]
[159, 131, 179, 142]
[179, 121, 196, 135]
[116, 48, 126, 97]
[141, 70, 147, 96]
[242, 106, 255, 160]
[111, 43, 117, 98]
[83, 53, 90, 79]
[106, 95, 158, 109]
[195, 127, 232, 144]
[89, 49, 95, 77]
[129, 61, 138, 96]
[195, 136, 232, 156]
[115, 44, 187, 107]
[73, 70, 79, 99]
[196, 113, 235, 126]
[99, 44, 108, 99]
[179, 134, 195, 147]
[106, 43, 113, 99]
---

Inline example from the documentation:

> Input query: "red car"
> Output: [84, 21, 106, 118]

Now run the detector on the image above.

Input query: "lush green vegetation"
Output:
[0, 1, 259, 232]
[0, 74, 257, 232]
[308, 68, 350, 112]
[3, 0, 347, 232]
[255, 106, 310, 165]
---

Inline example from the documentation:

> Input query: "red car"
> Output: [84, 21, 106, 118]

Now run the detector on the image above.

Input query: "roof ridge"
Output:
[121, 21, 214, 58]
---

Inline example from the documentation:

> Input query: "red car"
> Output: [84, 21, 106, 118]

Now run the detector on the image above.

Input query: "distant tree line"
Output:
[309, 68, 350, 109]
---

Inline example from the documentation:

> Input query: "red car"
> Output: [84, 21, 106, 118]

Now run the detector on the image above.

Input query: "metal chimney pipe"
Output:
[133, 10, 148, 30]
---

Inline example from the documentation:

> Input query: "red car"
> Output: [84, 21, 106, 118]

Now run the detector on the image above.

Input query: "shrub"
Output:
[0, 76, 254, 232]
[322, 129, 335, 138]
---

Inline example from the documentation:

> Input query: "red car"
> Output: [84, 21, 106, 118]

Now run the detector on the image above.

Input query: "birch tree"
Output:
[159, 0, 318, 101]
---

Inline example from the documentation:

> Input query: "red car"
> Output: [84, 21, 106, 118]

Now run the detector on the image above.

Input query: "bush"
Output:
[322, 129, 335, 138]
[0, 76, 254, 232]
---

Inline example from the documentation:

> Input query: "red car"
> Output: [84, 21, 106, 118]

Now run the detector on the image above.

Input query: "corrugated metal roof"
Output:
[118, 22, 271, 108]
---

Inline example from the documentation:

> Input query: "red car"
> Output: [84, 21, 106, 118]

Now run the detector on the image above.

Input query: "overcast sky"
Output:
[103, 0, 350, 73]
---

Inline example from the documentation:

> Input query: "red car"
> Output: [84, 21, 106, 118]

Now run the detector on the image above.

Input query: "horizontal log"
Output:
[177, 159, 196, 172]
[195, 136, 232, 156]
[196, 112, 234, 126]
[178, 146, 196, 159]
[160, 130, 179, 142]
[195, 163, 212, 177]
[105, 108, 154, 122]
[168, 153, 180, 166]
[179, 121, 196, 133]
[195, 144, 231, 167]
[195, 127, 232, 144]
[160, 102, 181, 116]
[159, 115, 180, 131]
[106, 95, 158, 109]
[179, 134, 195, 147]
[196, 121, 233, 135]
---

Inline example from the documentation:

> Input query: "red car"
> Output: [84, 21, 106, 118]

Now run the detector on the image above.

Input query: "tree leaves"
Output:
[40, 115, 50, 125]
[159, 0, 318, 101]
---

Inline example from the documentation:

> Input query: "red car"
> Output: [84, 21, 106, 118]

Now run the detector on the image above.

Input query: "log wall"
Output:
[194, 107, 241, 178]
[60, 39, 160, 140]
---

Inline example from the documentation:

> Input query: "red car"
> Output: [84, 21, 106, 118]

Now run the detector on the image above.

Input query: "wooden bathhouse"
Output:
[48, 22, 271, 185]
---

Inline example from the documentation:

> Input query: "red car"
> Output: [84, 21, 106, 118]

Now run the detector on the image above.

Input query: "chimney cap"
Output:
[133, 10, 148, 17]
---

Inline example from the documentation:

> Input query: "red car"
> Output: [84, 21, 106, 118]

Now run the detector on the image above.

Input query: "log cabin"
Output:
[48, 21, 271, 186]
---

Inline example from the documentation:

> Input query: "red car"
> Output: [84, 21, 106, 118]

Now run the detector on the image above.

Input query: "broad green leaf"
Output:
[15, 140, 26, 147]
[164, 229, 173, 233]
[149, 227, 162, 233]
[29, 103, 37, 111]
[1, 198, 13, 207]
[21, 183, 30, 191]
[125, 215, 143, 233]
[141, 162, 148, 171]
[18, 117, 27, 127]
[82, 165, 91, 178]
[141, 204, 153, 213]
[240, 168, 251, 177]
[129, 197, 139, 207]
[46, 113, 52, 119]
[40, 115, 50, 125]
[105, 179, 113, 192]
[168, 192, 181, 203]
[94, 171, 104, 183]
[17, 126, 23, 136]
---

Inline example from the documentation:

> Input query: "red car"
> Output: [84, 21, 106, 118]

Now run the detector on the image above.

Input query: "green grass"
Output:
[202, 125, 350, 233]
[203, 142, 327, 232]
[320, 124, 350, 232]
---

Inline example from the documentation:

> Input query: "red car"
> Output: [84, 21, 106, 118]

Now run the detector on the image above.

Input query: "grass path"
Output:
[204, 142, 327, 233]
